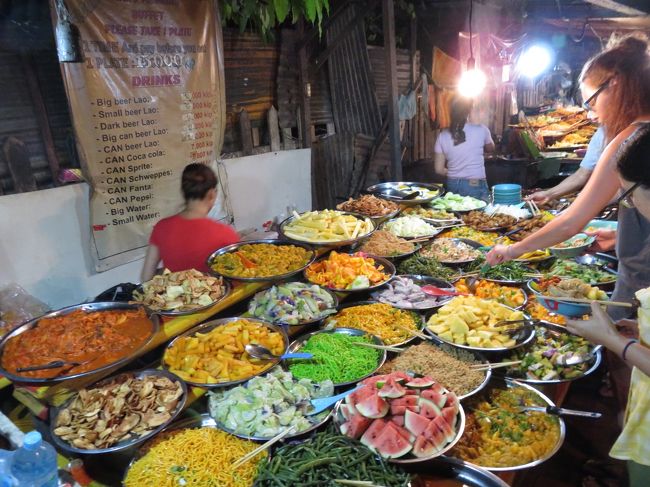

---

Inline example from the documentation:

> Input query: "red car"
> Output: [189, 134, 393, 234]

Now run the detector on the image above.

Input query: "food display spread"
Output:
[420, 238, 481, 263]
[337, 194, 400, 217]
[282, 210, 374, 244]
[248, 282, 337, 325]
[1, 307, 154, 379]
[359, 230, 417, 257]
[305, 251, 392, 290]
[209, 243, 313, 279]
[383, 216, 440, 238]
[163, 319, 285, 385]
[133, 269, 227, 312]
[325, 303, 421, 345]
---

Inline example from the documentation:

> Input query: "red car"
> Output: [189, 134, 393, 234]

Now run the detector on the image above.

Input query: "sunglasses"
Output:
[582, 79, 612, 112]
[617, 182, 641, 209]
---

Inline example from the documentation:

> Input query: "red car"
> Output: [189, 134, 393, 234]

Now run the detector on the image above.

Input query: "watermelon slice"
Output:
[390, 415, 405, 427]
[441, 406, 457, 429]
[356, 393, 389, 418]
[430, 383, 444, 394]
[413, 434, 440, 458]
[406, 377, 436, 388]
[404, 409, 431, 437]
[390, 404, 419, 415]
[418, 397, 441, 419]
[445, 392, 460, 415]
[386, 421, 415, 443]
[403, 388, 418, 395]
[346, 385, 374, 406]
[360, 419, 388, 450]
[432, 414, 456, 443]
[420, 389, 446, 409]
[378, 376, 406, 399]
[391, 396, 418, 407]
[361, 375, 388, 387]
[340, 404, 355, 421]
[372, 425, 412, 458]
[423, 419, 448, 449]
[340, 414, 373, 439]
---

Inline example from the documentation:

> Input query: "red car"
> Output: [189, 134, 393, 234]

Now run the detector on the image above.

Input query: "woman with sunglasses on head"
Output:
[487, 34, 650, 319]
[566, 126, 650, 486]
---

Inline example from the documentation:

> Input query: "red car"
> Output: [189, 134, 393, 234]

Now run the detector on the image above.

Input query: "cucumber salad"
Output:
[248, 282, 337, 325]
[208, 368, 335, 438]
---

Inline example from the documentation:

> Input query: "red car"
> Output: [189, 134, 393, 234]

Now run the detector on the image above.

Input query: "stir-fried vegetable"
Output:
[546, 259, 616, 284]
[397, 255, 456, 281]
[248, 283, 337, 325]
[480, 261, 529, 282]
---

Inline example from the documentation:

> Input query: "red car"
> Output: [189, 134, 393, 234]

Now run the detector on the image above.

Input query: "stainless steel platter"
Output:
[132, 278, 232, 316]
[278, 211, 376, 248]
[162, 317, 289, 388]
[286, 327, 387, 388]
[325, 300, 425, 348]
[366, 181, 444, 206]
[206, 238, 316, 282]
[450, 378, 566, 471]
[49, 368, 187, 455]
[0, 302, 160, 384]
[304, 252, 396, 293]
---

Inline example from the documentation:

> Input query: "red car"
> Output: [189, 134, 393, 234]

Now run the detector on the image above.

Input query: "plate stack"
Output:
[492, 184, 522, 205]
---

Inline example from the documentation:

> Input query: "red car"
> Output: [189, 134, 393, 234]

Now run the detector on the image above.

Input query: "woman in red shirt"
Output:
[140, 163, 239, 281]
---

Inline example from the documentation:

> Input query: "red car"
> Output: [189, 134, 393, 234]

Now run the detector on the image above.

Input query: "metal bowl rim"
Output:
[162, 317, 289, 388]
[366, 181, 444, 205]
[0, 302, 159, 384]
[50, 368, 188, 455]
[286, 327, 387, 388]
[206, 239, 317, 282]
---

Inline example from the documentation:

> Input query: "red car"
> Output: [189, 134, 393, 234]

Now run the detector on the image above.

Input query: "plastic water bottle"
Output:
[0, 473, 15, 487]
[10, 431, 57, 487]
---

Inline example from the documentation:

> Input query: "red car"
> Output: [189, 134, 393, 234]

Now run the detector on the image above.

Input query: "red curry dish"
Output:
[1, 308, 155, 379]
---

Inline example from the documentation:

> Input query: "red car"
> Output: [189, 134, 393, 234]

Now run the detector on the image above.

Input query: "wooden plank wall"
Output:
[366, 45, 413, 112]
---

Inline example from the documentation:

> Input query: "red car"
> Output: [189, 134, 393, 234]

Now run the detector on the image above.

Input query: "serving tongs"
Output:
[518, 405, 602, 419]
[17, 359, 91, 373]
[420, 285, 467, 297]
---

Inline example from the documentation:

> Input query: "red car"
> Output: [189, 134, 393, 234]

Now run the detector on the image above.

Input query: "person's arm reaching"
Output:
[567, 303, 650, 376]
[528, 167, 593, 205]
[434, 152, 447, 177]
[140, 244, 160, 282]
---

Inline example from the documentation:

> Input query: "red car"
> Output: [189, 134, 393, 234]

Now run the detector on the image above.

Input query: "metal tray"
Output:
[332, 384, 466, 464]
[408, 457, 509, 487]
[132, 278, 232, 316]
[286, 328, 387, 388]
[304, 252, 396, 293]
[371, 275, 456, 311]
[50, 368, 187, 455]
[247, 282, 339, 327]
[451, 378, 566, 471]
[162, 317, 289, 388]
[0, 302, 160, 384]
[326, 300, 425, 348]
[425, 304, 536, 353]
[206, 238, 316, 282]
[502, 322, 603, 384]
[278, 211, 376, 248]
[366, 181, 444, 206]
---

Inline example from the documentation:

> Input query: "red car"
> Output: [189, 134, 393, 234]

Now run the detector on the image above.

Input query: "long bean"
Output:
[254, 430, 410, 486]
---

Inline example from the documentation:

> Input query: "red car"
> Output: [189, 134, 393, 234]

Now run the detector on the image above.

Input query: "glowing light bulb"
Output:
[458, 68, 487, 98]
[518, 45, 553, 78]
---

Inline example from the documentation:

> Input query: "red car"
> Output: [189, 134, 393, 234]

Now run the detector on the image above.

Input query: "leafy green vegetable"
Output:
[547, 260, 616, 284]
[480, 261, 528, 281]
[397, 255, 456, 280]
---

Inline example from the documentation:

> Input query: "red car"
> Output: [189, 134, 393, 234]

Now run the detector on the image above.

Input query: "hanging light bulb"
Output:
[458, 58, 487, 98]
[517, 44, 553, 78]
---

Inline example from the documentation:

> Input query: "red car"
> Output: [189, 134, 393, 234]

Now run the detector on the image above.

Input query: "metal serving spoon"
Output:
[519, 405, 602, 419]
[17, 359, 90, 373]
[245, 344, 313, 361]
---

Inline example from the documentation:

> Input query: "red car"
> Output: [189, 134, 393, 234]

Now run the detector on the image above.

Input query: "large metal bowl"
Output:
[0, 302, 159, 384]
[420, 238, 484, 266]
[247, 282, 339, 327]
[450, 378, 566, 471]
[278, 211, 376, 248]
[366, 181, 444, 206]
[49, 368, 187, 455]
[286, 328, 387, 388]
[304, 252, 396, 293]
[206, 239, 316, 282]
[425, 301, 536, 353]
[406, 457, 509, 487]
[162, 317, 289, 388]
[503, 322, 603, 384]
[325, 300, 425, 348]
[332, 383, 466, 464]
[381, 216, 444, 240]
[371, 275, 456, 311]
[132, 278, 232, 316]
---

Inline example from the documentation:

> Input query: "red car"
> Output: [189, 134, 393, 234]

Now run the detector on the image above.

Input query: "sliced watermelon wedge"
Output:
[346, 385, 374, 406]
[391, 414, 405, 427]
[432, 414, 456, 443]
[412, 433, 443, 458]
[360, 418, 389, 451]
[418, 397, 441, 419]
[361, 375, 388, 387]
[445, 392, 460, 415]
[441, 406, 458, 430]
[390, 404, 419, 415]
[378, 376, 406, 399]
[420, 389, 447, 409]
[372, 425, 413, 459]
[423, 418, 448, 449]
[340, 404, 355, 421]
[340, 414, 373, 439]
[404, 409, 431, 437]
[406, 377, 436, 388]
[356, 393, 389, 419]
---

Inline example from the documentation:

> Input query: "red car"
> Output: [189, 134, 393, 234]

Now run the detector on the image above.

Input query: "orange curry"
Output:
[2, 308, 154, 379]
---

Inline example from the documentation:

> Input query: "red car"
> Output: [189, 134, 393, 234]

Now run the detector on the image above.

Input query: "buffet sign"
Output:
[53, 0, 226, 271]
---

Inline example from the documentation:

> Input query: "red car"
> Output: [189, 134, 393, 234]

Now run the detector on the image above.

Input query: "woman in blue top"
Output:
[434, 96, 495, 201]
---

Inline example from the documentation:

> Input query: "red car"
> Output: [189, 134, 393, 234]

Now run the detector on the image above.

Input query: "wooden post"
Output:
[21, 55, 60, 186]
[383, 0, 402, 179]
[268, 106, 281, 152]
[239, 109, 253, 155]
[297, 20, 312, 149]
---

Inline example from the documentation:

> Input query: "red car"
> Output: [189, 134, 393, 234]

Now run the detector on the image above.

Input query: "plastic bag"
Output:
[0, 284, 50, 337]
